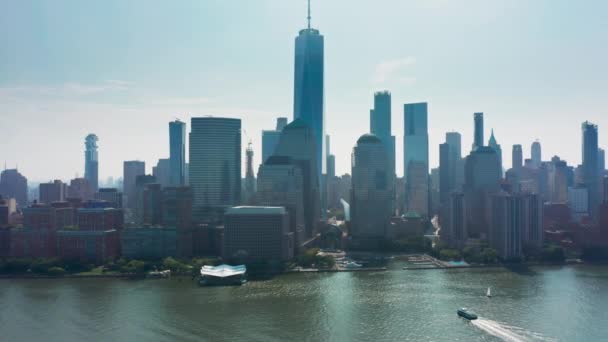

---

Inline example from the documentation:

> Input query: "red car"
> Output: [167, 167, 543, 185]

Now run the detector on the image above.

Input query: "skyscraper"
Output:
[351, 134, 392, 248]
[244, 141, 256, 203]
[446, 132, 464, 191]
[599, 148, 606, 175]
[294, 1, 324, 180]
[261, 117, 288, 164]
[512, 144, 523, 170]
[84, 134, 99, 192]
[464, 146, 501, 238]
[152, 158, 171, 187]
[445, 132, 462, 160]
[169, 120, 186, 186]
[123, 161, 145, 210]
[39, 180, 67, 204]
[439, 143, 453, 207]
[189, 117, 241, 220]
[488, 129, 503, 177]
[490, 193, 523, 260]
[582, 121, 599, 220]
[531, 140, 542, 169]
[404, 102, 429, 215]
[273, 118, 319, 237]
[0, 169, 28, 207]
[473, 112, 484, 150]
[370, 91, 395, 178]
[403, 103, 429, 179]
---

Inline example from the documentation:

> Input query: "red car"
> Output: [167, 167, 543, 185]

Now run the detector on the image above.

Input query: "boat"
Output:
[343, 261, 363, 269]
[147, 270, 171, 278]
[457, 308, 478, 320]
[486, 287, 492, 298]
[199, 264, 247, 286]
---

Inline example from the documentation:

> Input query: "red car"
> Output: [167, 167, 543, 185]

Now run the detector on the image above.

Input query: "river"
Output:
[1, 261, 607, 341]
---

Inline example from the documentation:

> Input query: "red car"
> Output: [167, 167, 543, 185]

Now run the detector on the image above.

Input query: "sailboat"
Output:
[486, 287, 492, 298]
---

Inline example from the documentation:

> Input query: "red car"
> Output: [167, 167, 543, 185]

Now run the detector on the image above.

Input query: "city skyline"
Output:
[1, 0, 608, 182]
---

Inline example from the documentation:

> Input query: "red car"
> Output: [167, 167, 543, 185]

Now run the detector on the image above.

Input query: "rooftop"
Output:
[357, 133, 381, 144]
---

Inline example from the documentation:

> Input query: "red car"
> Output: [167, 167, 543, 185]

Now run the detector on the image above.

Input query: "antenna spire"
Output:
[307, 0, 311, 29]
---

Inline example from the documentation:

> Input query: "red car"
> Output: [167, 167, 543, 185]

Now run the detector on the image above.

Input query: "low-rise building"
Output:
[121, 227, 177, 260]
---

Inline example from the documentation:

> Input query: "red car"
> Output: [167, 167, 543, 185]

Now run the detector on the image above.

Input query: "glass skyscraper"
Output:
[294, 11, 324, 180]
[582, 121, 599, 220]
[189, 117, 241, 219]
[371, 91, 395, 180]
[403, 103, 429, 179]
[84, 134, 99, 192]
[169, 120, 186, 186]
[262, 117, 288, 165]
[473, 112, 484, 150]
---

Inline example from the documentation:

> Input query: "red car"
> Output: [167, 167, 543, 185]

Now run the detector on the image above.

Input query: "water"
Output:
[1, 262, 608, 341]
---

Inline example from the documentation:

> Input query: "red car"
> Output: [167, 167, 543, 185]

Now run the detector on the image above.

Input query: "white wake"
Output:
[471, 318, 556, 342]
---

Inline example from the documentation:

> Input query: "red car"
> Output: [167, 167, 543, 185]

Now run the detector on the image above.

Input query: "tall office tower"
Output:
[473, 112, 484, 150]
[68, 178, 93, 200]
[403, 103, 429, 179]
[189, 117, 241, 220]
[273, 119, 319, 237]
[370, 91, 396, 178]
[94, 188, 123, 208]
[351, 134, 392, 248]
[464, 147, 501, 238]
[406, 161, 430, 217]
[84, 134, 99, 192]
[143, 183, 163, 225]
[582, 121, 599, 220]
[446, 132, 462, 160]
[39, 180, 67, 204]
[439, 143, 453, 208]
[490, 193, 523, 260]
[257, 156, 306, 248]
[244, 141, 256, 203]
[521, 193, 543, 248]
[163, 186, 194, 257]
[568, 185, 589, 222]
[152, 158, 171, 187]
[548, 156, 569, 203]
[446, 132, 464, 191]
[223, 206, 293, 263]
[531, 140, 542, 169]
[488, 129, 503, 177]
[604, 176, 608, 204]
[512, 145, 523, 170]
[261, 117, 288, 164]
[0, 169, 28, 207]
[445, 192, 467, 248]
[134, 175, 156, 224]
[169, 120, 186, 186]
[123, 161, 145, 210]
[294, 0, 324, 180]
[599, 148, 606, 175]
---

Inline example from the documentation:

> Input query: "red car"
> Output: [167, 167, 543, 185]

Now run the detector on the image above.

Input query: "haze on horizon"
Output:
[1, 0, 607, 182]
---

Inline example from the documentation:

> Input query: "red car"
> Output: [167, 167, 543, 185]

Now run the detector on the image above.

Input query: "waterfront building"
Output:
[257, 156, 306, 249]
[521, 193, 543, 248]
[199, 264, 246, 286]
[371, 91, 396, 185]
[445, 192, 467, 248]
[0, 169, 28, 207]
[403, 102, 429, 179]
[223, 206, 293, 263]
[189, 117, 241, 221]
[94, 188, 123, 208]
[568, 186, 589, 223]
[143, 183, 163, 226]
[490, 193, 523, 260]
[464, 146, 501, 238]
[294, 2, 324, 181]
[162, 186, 194, 257]
[121, 227, 177, 260]
[134, 175, 156, 224]
[123, 160, 145, 210]
[57, 229, 119, 263]
[262, 117, 288, 164]
[350, 134, 392, 248]
[273, 118, 319, 237]
[473, 112, 484, 150]
[152, 158, 171, 187]
[582, 121, 599, 220]
[169, 120, 186, 186]
[77, 205, 124, 231]
[39, 180, 67, 204]
[68, 178, 93, 201]
[406, 161, 430, 217]
[84, 134, 99, 192]
[548, 157, 569, 203]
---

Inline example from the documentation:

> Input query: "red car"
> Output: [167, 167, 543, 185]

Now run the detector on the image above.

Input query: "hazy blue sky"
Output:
[1, 0, 607, 182]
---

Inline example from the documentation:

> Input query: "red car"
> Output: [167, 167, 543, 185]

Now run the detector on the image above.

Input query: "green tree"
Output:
[47, 267, 66, 276]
